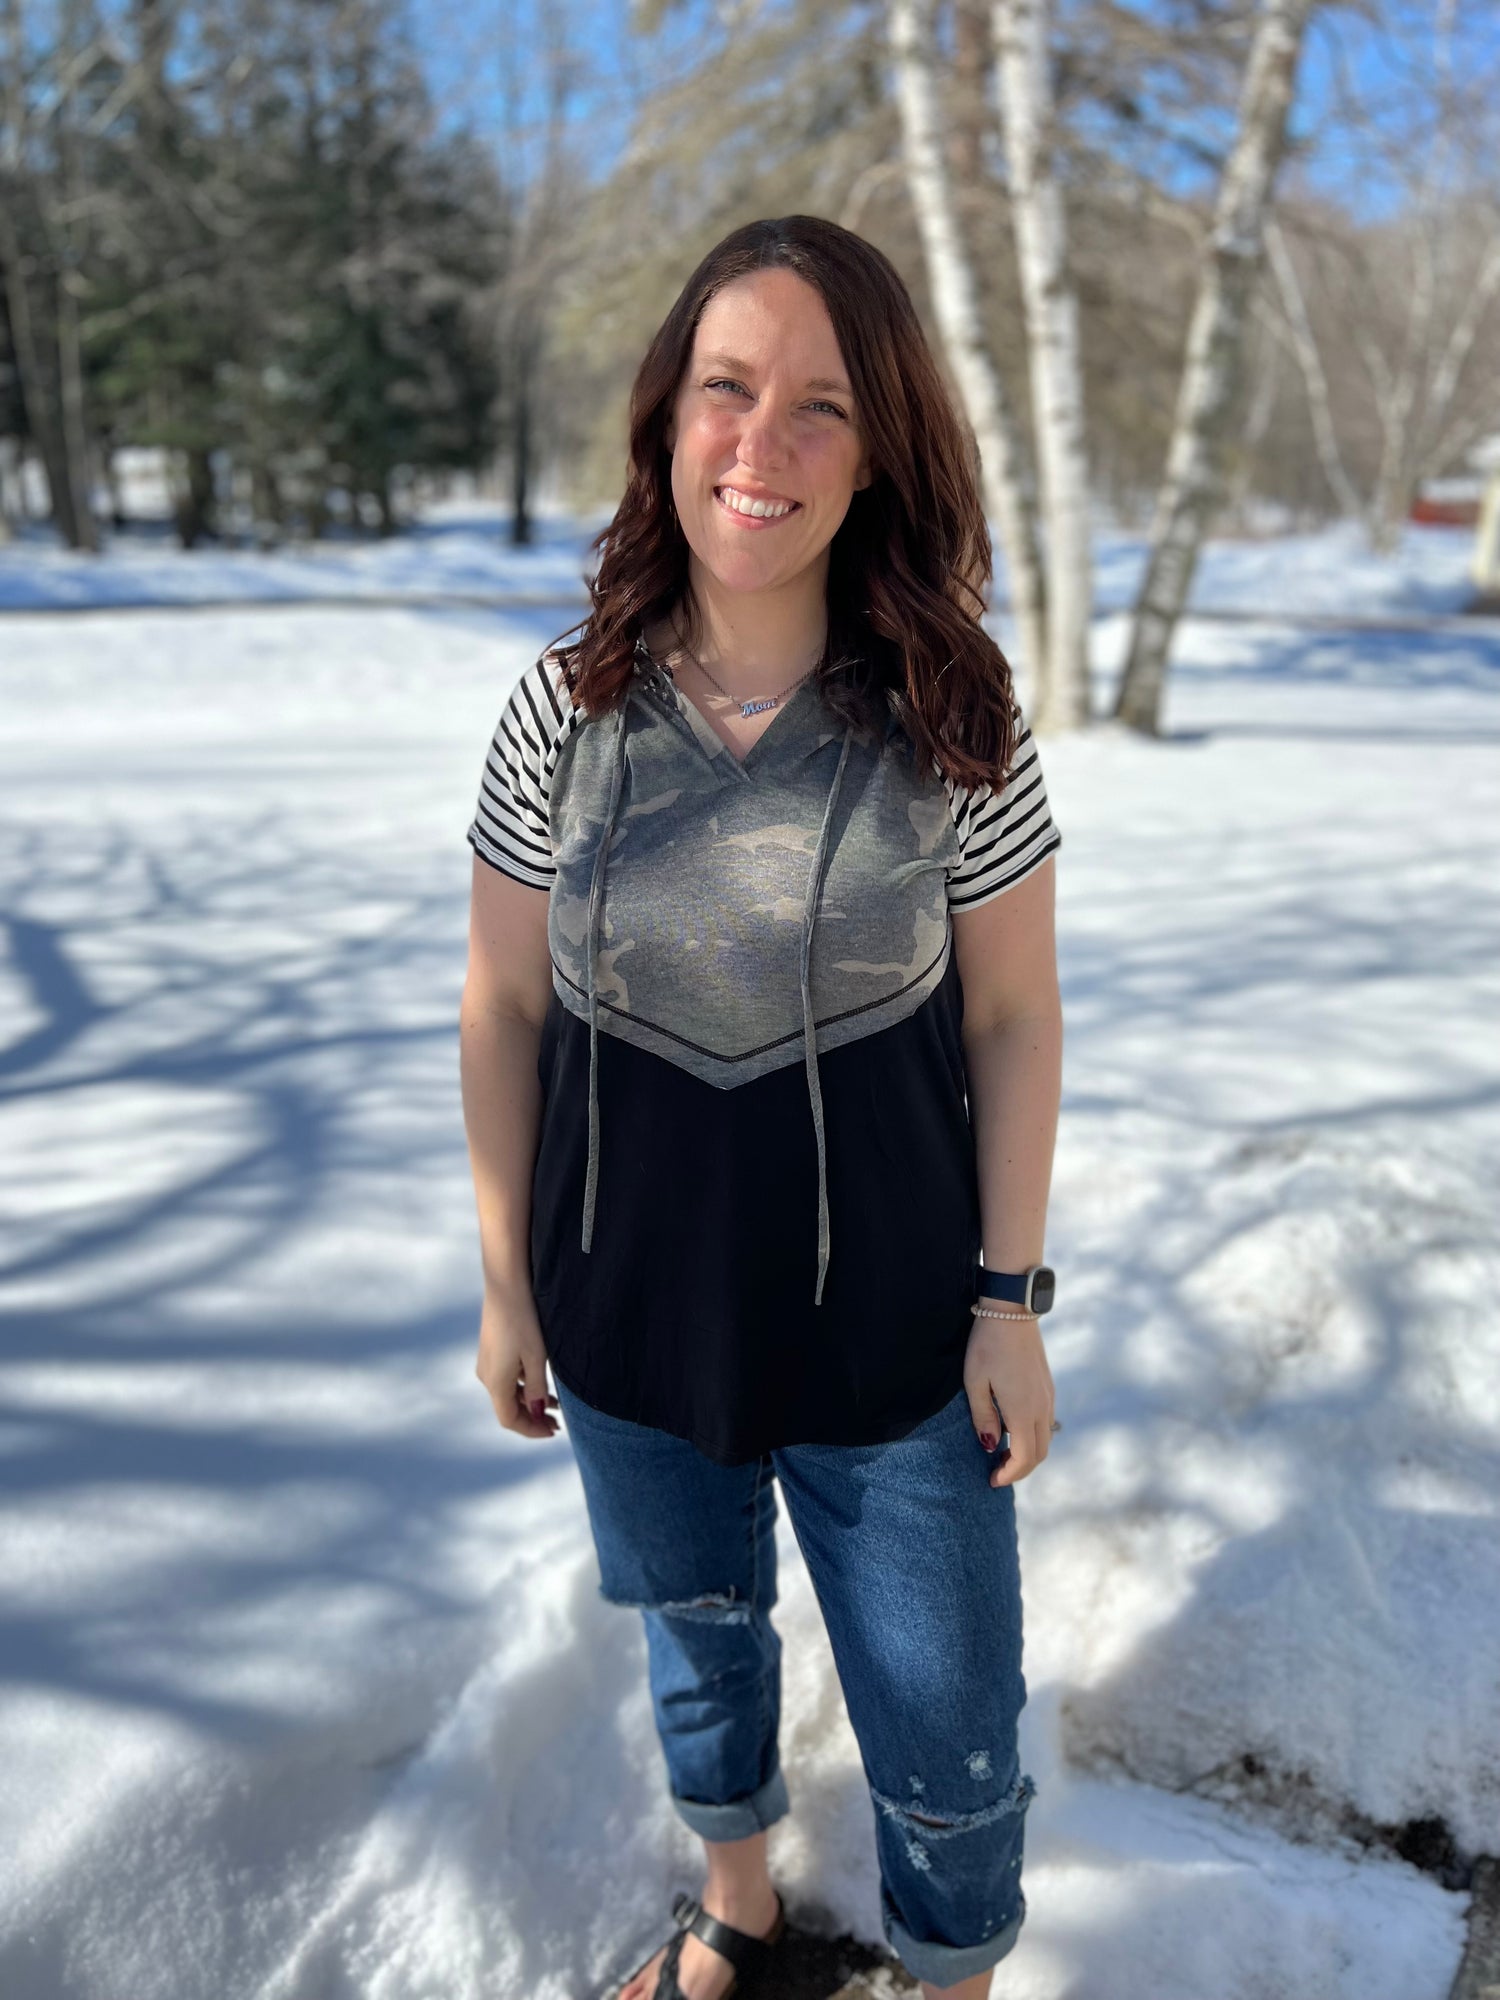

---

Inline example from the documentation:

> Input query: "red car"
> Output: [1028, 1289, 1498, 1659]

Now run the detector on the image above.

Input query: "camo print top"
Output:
[466, 638, 1061, 1465]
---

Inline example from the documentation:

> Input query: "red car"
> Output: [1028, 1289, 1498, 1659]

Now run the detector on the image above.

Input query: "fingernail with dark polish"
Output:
[979, 1431, 997, 1452]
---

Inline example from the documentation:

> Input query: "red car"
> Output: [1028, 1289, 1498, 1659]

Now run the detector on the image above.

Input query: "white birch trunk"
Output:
[887, 0, 1049, 705]
[1417, 230, 1500, 491]
[1365, 219, 1434, 554]
[1113, 0, 1317, 735]
[1262, 216, 1364, 520]
[1263, 210, 1500, 546]
[992, 0, 1092, 729]
[1474, 470, 1500, 597]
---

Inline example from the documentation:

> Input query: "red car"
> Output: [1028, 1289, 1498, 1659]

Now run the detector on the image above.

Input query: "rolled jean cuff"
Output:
[885, 1896, 1026, 1987]
[669, 1763, 791, 1841]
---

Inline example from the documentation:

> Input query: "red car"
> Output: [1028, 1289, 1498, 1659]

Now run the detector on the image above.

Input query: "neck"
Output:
[673, 556, 829, 689]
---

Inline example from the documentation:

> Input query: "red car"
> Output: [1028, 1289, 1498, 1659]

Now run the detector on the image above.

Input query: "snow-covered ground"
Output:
[1, 510, 1497, 1999]
[0, 495, 1484, 618]
[0, 503, 606, 611]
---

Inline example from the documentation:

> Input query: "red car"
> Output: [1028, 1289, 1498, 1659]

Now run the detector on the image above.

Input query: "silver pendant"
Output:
[740, 697, 779, 717]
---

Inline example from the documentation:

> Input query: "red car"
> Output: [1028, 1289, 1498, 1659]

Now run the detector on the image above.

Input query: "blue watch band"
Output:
[976, 1268, 1029, 1304]
[975, 1264, 1056, 1313]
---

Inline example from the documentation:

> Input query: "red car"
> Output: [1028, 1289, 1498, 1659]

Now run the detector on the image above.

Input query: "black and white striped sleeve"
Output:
[941, 723, 1062, 911]
[466, 650, 580, 889]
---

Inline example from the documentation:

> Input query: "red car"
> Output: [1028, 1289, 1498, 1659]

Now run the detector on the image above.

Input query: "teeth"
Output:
[718, 487, 795, 518]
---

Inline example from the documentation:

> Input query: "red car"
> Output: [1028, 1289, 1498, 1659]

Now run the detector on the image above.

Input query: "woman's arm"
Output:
[953, 853, 1063, 1272]
[459, 855, 558, 1440]
[951, 853, 1063, 1486]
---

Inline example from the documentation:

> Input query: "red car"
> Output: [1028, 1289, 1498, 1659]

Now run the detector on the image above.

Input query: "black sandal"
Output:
[633, 1889, 787, 1999]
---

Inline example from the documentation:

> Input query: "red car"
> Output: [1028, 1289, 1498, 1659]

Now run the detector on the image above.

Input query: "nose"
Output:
[735, 396, 793, 473]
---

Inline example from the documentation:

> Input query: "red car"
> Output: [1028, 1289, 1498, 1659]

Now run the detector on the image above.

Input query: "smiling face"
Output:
[663, 267, 873, 605]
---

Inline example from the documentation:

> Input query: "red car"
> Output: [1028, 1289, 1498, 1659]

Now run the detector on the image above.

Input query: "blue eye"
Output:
[704, 379, 848, 420]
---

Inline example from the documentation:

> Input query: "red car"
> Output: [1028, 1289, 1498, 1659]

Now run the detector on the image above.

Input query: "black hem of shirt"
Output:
[546, 1347, 968, 1468]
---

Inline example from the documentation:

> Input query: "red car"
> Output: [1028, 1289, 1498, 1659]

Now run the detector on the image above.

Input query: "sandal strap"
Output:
[651, 1925, 690, 2000]
[670, 1892, 782, 1977]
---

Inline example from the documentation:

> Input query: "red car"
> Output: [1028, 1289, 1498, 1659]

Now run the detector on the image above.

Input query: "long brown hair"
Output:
[547, 213, 1023, 791]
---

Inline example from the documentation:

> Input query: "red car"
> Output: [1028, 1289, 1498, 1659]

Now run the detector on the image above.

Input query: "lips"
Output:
[713, 485, 802, 521]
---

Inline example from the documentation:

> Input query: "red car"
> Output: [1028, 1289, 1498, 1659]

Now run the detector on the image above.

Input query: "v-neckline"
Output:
[637, 640, 820, 779]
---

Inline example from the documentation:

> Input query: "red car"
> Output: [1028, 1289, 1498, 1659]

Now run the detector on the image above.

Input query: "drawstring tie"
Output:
[801, 724, 854, 1303]
[580, 700, 631, 1256]
[580, 683, 856, 1308]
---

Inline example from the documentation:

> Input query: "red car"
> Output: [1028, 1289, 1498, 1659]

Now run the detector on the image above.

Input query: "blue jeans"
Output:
[553, 1378, 1037, 1989]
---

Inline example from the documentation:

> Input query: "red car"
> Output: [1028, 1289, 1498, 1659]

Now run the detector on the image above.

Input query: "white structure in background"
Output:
[1472, 433, 1500, 595]
[112, 446, 175, 521]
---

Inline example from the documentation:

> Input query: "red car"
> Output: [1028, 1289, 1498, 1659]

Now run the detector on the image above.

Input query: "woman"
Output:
[460, 215, 1063, 2000]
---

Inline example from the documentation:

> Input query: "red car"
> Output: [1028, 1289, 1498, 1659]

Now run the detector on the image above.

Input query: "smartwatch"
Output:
[975, 1263, 1056, 1315]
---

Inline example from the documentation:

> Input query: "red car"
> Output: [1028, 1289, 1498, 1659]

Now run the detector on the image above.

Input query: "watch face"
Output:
[1029, 1266, 1056, 1314]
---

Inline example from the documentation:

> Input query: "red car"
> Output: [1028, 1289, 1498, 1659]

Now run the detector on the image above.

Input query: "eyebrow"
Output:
[698, 352, 853, 397]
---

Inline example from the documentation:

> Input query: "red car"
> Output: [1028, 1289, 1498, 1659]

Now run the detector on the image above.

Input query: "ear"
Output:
[852, 450, 874, 491]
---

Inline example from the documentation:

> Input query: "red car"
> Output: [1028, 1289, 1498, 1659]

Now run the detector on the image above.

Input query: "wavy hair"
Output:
[546, 213, 1024, 791]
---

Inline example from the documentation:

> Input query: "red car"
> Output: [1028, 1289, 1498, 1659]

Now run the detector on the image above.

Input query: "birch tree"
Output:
[0, 0, 103, 549]
[887, 0, 1050, 706]
[1259, 214, 1364, 521]
[1258, 0, 1500, 552]
[1112, 0, 1318, 736]
[492, 0, 586, 546]
[992, 0, 1091, 728]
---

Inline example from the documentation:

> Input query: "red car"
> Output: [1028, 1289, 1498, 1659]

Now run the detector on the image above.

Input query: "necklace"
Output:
[669, 629, 821, 719]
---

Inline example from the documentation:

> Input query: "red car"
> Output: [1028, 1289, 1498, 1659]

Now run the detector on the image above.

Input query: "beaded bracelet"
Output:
[971, 1303, 1039, 1323]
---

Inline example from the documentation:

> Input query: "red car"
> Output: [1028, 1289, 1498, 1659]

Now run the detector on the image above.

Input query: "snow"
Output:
[0, 495, 1483, 618]
[1, 508, 1495, 1998]
[0, 502, 607, 612]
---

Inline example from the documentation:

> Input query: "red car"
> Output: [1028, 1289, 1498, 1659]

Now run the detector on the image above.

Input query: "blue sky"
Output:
[414, 0, 1500, 223]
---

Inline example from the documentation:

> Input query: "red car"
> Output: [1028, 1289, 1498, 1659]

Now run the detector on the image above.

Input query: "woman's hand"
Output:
[475, 1280, 559, 1439]
[963, 1313, 1056, 1487]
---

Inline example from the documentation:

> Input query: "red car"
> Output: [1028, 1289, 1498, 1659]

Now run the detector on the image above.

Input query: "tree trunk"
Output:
[103, 436, 126, 527]
[172, 444, 216, 548]
[251, 457, 285, 546]
[948, 0, 993, 190]
[509, 315, 535, 548]
[55, 263, 99, 551]
[887, 0, 1048, 699]
[376, 469, 397, 536]
[0, 437, 15, 540]
[1113, 0, 1317, 736]
[50, 0, 101, 551]
[1223, 326, 1277, 529]
[992, 0, 1092, 730]
[1262, 216, 1363, 520]
[1473, 469, 1500, 598]
[0, 210, 82, 546]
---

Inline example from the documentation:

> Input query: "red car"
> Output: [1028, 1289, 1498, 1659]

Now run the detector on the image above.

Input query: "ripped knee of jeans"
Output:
[871, 1768, 1037, 1874]
[601, 1581, 754, 1627]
